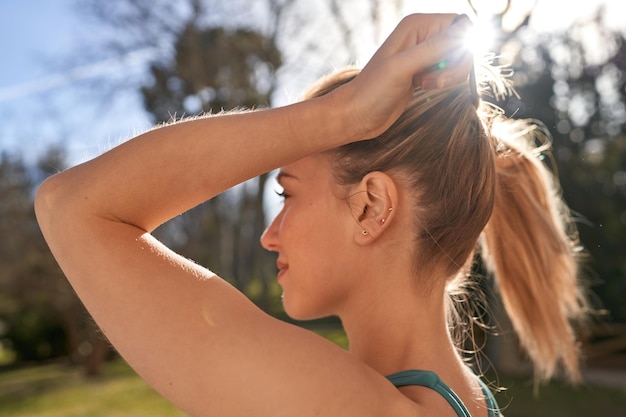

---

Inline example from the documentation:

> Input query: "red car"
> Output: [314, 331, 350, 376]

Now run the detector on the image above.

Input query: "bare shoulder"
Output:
[140, 269, 422, 417]
[125, 268, 422, 417]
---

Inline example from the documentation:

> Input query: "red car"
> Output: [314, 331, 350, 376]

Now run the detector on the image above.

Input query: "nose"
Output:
[260, 212, 281, 252]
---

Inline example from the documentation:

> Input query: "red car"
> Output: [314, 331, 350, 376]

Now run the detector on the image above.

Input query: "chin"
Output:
[283, 299, 329, 322]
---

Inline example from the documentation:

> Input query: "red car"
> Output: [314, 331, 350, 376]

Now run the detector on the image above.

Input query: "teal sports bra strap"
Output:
[386, 370, 471, 417]
[385, 370, 500, 417]
[476, 377, 500, 417]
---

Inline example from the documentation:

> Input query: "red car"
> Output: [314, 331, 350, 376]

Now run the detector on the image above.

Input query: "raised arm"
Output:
[35, 14, 471, 417]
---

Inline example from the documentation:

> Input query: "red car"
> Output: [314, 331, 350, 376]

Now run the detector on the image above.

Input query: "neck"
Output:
[339, 280, 465, 378]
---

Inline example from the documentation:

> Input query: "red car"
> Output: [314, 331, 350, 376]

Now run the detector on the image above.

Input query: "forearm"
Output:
[38, 92, 348, 232]
[37, 12, 471, 234]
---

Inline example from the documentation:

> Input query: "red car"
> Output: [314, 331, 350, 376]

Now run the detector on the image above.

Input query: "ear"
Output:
[347, 171, 398, 244]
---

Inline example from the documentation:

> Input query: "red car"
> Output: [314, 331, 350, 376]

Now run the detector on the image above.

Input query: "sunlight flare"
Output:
[463, 18, 497, 60]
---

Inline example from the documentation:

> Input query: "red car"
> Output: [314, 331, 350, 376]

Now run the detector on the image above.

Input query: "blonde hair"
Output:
[304, 66, 589, 382]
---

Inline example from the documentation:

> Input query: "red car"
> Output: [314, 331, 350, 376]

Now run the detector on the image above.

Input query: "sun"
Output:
[462, 18, 497, 60]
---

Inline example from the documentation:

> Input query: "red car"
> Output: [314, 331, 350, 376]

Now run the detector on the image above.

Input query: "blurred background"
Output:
[0, 0, 625, 416]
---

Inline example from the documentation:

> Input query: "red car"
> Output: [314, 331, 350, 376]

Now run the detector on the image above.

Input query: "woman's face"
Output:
[261, 154, 359, 320]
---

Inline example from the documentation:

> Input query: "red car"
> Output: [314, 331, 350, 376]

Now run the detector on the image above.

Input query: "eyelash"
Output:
[274, 189, 290, 199]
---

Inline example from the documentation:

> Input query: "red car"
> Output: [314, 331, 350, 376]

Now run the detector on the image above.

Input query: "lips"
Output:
[276, 260, 289, 279]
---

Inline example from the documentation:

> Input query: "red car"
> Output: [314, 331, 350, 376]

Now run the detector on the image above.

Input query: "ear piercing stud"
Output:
[364, 208, 392, 235]
[379, 207, 392, 225]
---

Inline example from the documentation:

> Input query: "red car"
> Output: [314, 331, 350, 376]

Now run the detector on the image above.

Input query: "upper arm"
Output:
[35, 180, 412, 417]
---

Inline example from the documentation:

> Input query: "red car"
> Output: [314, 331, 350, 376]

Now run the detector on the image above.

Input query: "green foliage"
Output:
[0, 147, 107, 369]
[0, 151, 67, 363]
[2, 309, 67, 362]
[0, 344, 16, 366]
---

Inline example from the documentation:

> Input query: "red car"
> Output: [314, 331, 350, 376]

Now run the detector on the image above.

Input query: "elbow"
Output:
[35, 173, 70, 238]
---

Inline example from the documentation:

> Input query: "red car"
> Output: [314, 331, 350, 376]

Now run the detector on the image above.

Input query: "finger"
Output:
[405, 13, 466, 41]
[416, 50, 474, 90]
[391, 16, 473, 85]
[371, 13, 461, 61]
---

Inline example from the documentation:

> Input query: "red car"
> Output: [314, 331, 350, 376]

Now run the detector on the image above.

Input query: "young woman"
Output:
[36, 13, 588, 417]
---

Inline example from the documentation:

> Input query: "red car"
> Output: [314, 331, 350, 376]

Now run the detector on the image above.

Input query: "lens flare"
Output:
[463, 19, 497, 60]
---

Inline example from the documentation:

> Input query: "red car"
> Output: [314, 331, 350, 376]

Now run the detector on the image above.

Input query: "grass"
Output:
[0, 360, 624, 416]
[0, 361, 185, 417]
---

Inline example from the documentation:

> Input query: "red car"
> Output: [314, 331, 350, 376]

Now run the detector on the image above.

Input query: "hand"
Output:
[336, 14, 474, 140]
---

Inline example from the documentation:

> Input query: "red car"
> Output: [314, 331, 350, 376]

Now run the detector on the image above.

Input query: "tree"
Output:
[0, 151, 65, 363]
[142, 25, 281, 119]
[0, 147, 111, 374]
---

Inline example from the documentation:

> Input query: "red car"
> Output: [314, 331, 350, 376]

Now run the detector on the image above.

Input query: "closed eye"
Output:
[274, 189, 290, 199]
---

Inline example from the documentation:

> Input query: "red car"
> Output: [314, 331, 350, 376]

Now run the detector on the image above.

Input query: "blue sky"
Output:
[0, 0, 151, 163]
[0, 1, 76, 84]
[1, 0, 624, 165]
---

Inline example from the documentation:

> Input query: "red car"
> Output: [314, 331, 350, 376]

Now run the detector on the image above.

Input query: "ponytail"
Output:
[481, 119, 589, 381]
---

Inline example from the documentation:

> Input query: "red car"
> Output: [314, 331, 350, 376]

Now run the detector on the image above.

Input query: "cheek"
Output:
[278, 194, 357, 317]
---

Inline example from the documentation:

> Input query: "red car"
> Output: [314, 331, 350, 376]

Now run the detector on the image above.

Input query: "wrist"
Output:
[284, 91, 357, 154]
[325, 82, 368, 144]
